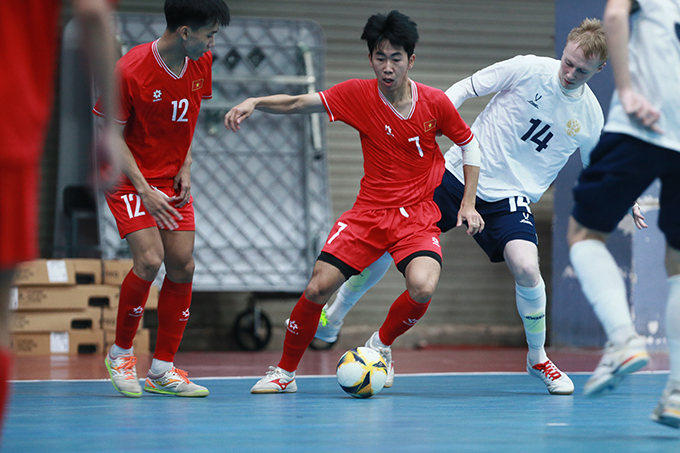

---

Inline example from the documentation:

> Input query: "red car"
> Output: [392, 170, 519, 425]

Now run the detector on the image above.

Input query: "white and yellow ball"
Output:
[336, 347, 387, 398]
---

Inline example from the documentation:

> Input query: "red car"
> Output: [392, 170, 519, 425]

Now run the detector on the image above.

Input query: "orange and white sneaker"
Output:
[105, 352, 142, 398]
[143, 367, 209, 397]
[251, 366, 297, 394]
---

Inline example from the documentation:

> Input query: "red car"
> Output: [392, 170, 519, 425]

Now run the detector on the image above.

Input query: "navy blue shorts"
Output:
[572, 133, 680, 250]
[434, 170, 538, 263]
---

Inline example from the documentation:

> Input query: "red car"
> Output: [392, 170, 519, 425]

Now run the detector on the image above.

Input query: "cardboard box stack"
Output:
[9, 259, 155, 356]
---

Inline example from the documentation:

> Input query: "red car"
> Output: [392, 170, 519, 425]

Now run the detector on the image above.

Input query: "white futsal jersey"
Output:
[444, 55, 604, 203]
[604, 0, 680, 154]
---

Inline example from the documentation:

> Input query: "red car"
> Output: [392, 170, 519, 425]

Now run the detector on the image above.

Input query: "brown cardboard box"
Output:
[102, 259, 133, 285]
[10, 329, 105, 355]
[71, 259, 103, 284]
[13, 260, 76, 286]
[10, 308, 102, 332]
[104, 328, 150, 353]
[13, 285, 119, 311]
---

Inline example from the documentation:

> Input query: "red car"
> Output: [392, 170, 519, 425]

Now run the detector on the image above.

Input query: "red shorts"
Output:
[105, 186, 195, 239]
[0, 164, 40, 269]
[321, 200, 443, 273]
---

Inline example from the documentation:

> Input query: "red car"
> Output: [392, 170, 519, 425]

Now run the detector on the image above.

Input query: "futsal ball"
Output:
[336, 347, 387, 398]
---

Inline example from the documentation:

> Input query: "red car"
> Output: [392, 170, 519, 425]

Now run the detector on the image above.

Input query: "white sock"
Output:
[325, 252, 392, 325]
[149, 359, 173, 376]
[516, 277, 548, 365]
[569, 240, 636, 345]
[666, 274, 680, 382]
[110, 344, 133, 358]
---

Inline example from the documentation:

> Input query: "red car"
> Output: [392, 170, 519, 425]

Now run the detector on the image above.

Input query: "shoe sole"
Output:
[584, 353, 650, 396]
[651, 410, 680, 429]
[250, 388, 297, 394]
[104, 358, 142, 398]
[143, 386, 209, 397]
[526, 367, 574, 395]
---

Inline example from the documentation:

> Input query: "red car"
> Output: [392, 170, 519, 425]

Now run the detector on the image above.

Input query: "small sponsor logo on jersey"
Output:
[527, 93, 542, 109]
[153, 90, 162, 102]
[520, 212, 534, 226]
[424, 119, 437, 132]
[385, 125, 394, 136]
[432, 237, 440, 247]
[192, 78, 204, 91]
[565, 119, 581, 136]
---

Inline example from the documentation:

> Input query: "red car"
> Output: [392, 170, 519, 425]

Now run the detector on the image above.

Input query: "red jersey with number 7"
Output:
[319, 78, 473, 209]
[94, 39, 212, 190]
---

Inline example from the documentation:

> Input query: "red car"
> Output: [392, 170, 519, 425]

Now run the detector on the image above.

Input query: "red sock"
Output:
[154, 277, 192, 362]
[0, 348, 11, 433]
[278, 293, 324, 372]
[378, 290, 430, 345]
[115, 270, 153, 349]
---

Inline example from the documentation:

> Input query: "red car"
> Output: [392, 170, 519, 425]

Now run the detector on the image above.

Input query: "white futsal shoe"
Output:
[365, 331, 394, 388]
[251, 366, 297, 394]
[584, 335, 650, 396]
[105, 352, 142, 398]
[651, 383, 680, 429]
[314, 307, 343, 343]
[526, 356, 574, 395]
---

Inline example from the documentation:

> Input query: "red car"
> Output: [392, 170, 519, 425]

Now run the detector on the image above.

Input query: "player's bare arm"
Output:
[457, 164, 484, 236]
[174, 145, 192, 208]
[604, 0, 662, 133]
[112, 124, 182, 230]
[224, 92, 324, 131]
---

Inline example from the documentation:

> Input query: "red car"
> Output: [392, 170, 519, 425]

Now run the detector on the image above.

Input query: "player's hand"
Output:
[173, 166, 191, 208]
[224, 98, 256, 132]
[619, 88, 663, 134]
[632, 203, 648, 229]
[142, 188, 182, 230]
[456, 204, 484, 236]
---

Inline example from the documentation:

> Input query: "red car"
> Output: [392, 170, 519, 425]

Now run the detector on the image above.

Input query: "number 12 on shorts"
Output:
[121, 193, 146, 218]
[327, 222, 348, 244]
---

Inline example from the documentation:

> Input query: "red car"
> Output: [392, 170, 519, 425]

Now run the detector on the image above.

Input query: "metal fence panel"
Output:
[97, 13, 331, 291]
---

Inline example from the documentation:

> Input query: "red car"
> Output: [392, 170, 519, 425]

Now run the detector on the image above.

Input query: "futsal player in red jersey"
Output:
[0, 0, 119, 437]
[94, 0, 230, 398]
[225, 10, 484, 393]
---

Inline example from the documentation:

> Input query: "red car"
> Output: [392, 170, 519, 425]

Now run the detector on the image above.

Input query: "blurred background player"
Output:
[225, 10, 483, 393]
[95, 0, 230, 398]
[568, 0, 680, 428]
[314, 18, 628, 395]
[0, 0, 120, 435]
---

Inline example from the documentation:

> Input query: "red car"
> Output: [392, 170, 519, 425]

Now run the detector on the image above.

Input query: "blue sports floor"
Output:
[3, 371, 679, 452]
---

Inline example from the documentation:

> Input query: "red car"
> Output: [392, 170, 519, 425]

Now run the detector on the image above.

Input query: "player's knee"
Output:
[406, 278, 437, 303]
[166, 258, 195, 282]
[133, 252, 163, 280]
[511, 261, 540, 288]
[304, 280, 336, 304]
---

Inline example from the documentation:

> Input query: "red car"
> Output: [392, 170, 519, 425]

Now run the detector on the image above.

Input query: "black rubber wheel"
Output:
[233, 307, 272, 351]
[308, 334, 339, 351]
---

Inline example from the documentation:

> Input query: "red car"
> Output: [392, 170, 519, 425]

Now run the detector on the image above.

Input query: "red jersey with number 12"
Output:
[94, 39, 212, 190]
[320, 78, 473, 209]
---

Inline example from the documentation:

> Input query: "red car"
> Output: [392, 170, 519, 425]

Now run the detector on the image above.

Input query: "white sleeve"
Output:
[445, 77, 477, 109]
[460, 135, 481, 167]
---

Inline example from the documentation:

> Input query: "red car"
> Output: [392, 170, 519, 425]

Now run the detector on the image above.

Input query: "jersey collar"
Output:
[152, 39, 188, 80]
[378, 79, 417, 120]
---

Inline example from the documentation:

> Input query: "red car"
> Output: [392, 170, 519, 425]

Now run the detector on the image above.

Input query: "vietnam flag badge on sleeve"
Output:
[192, 79, 204, 91]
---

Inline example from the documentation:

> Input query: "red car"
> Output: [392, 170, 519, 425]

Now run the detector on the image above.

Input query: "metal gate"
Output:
[96, 13, 332, 292]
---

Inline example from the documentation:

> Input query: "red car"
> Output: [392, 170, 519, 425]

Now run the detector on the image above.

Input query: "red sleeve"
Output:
[319, 79, 368, 132]
[202, 51, 213, 99]
[437, 90, 473, 146]
[92, 62, 131, 124]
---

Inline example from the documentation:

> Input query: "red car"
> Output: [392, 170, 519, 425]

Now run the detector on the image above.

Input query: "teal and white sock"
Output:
[516, 277, 548, 365]
[666, 274, 680, 383]
[325, 252, 392, 325]
[149, 359, 173, 376]
[569, 240, 636, 345]
[110, 344, 133, 358]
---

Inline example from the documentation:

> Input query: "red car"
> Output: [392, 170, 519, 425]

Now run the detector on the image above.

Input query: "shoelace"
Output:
[534, 361, 561, 380]
[171, 367, 191, 384]
[113, 356, 138, 380]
